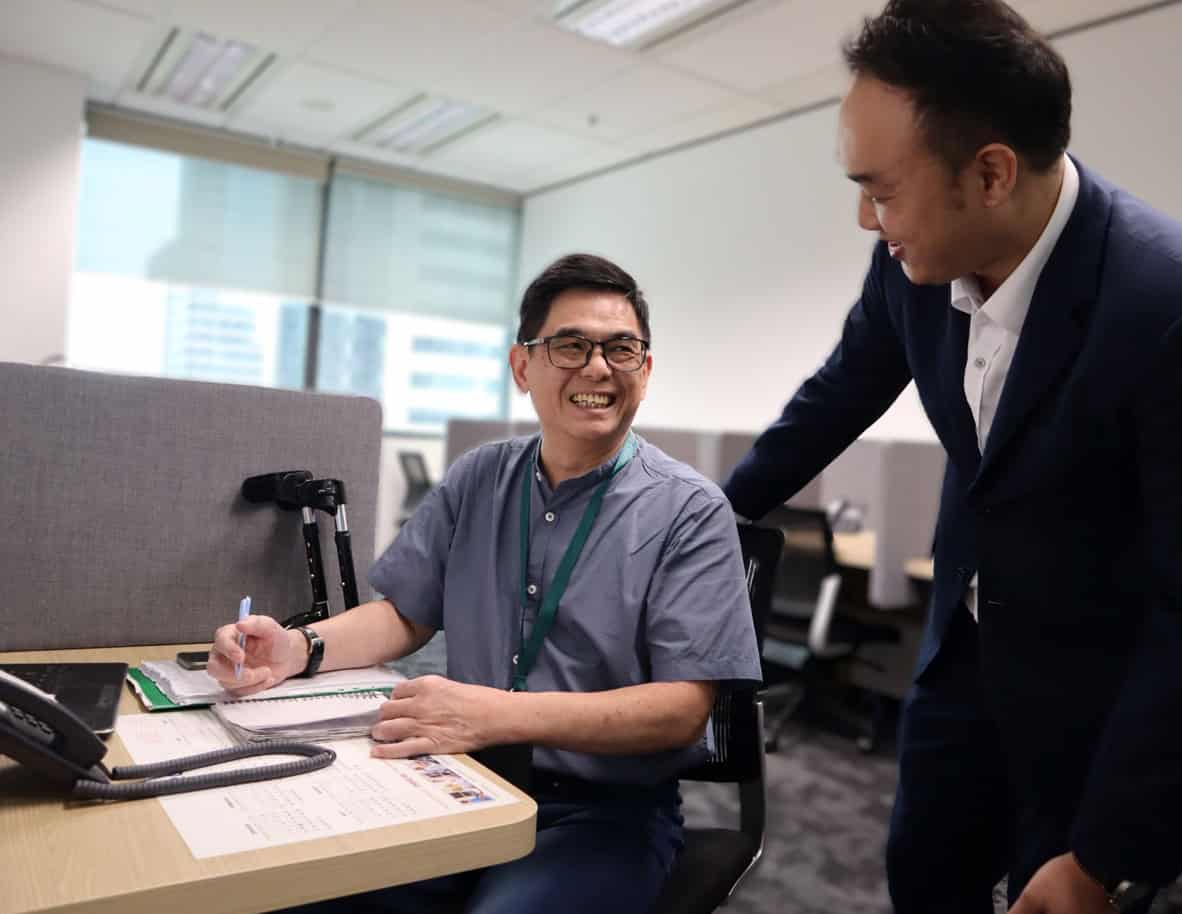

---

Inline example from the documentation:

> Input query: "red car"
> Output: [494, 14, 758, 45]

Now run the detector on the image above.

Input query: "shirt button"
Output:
[973, 357, 987, 369]
[527, 583, 538, 596]
[544, 511, 555, 523]
[535, 471, 542, 481]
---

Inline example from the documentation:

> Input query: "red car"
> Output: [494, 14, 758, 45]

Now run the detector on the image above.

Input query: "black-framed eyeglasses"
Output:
[521, 334, 651, 372]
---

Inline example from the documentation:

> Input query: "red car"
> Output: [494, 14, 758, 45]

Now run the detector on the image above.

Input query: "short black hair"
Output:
[843, 0, 1071, 173]
[516, 253, 651, 344]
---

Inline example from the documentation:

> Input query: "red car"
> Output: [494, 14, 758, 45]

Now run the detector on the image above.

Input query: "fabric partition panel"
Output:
[870, 440, 944, 608]
[0, 363, 382, 650]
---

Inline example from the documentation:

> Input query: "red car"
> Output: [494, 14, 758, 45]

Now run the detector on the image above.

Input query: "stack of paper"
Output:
[129, 661, 405, 710]
[213, 690, 388, 742]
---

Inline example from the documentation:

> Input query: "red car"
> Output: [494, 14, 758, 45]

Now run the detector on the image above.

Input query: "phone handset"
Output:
[0, 668, 337, 800]
[0, 668, 109, 785]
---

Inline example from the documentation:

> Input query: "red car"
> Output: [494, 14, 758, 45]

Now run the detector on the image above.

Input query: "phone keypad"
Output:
[8, 704, 56, 745]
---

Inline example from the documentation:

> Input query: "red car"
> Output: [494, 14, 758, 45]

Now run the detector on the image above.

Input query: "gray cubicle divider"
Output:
[445, 418, 720, 478]
[0, 363, 382, 650]
[872, 440, 944, 607]
[823, 437, 943, 608]
[819, 438, 884, 530]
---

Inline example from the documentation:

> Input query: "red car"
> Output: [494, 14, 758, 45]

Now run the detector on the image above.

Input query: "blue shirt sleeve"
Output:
[644, 489, 763, 686]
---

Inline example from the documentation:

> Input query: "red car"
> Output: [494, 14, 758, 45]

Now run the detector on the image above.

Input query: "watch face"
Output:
[1111, 881, 1155, 913]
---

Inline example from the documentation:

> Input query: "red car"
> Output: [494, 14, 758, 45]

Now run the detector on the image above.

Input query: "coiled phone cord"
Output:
[72, 741, 336, 800]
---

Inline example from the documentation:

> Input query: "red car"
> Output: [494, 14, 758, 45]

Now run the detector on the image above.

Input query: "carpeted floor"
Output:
[392, 635, 1182, 914]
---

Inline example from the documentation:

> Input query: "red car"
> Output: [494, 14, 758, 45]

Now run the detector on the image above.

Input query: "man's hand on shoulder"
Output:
[370, 675, 507, 758]
[1008, 853, 1111, 914]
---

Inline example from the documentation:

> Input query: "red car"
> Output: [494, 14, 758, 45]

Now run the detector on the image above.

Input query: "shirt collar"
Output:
[950, 155, 1080, 334]
[533, 431, 640, 498]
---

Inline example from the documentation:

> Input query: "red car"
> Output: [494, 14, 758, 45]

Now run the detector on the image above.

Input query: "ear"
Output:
[508, 344, 530, 394]
[637, 351, 653, 400]
[973, 143, 1019, 207]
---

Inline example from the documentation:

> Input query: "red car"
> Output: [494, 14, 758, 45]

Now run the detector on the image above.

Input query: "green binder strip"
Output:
[126, 667, 194, 711]
[126, 667, 396, 712]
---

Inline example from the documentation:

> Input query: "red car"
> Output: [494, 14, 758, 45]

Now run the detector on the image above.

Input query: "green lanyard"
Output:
[513, 433, 638, 691]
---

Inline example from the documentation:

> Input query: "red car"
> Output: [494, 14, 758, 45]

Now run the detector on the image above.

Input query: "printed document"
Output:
[116, 711, 518, 859]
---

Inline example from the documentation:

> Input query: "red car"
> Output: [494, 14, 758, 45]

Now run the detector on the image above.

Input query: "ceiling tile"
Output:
[113, 88, 230, 128]
[535, 62, 743, 141]
[657, 0, 877, 93]
[449, 20, 637, 115]
[308, 0, 512, 95]
[758, 61, 848, 112]
[430, 118, 602, 172]
[164, 0, 359, 55]
[476, 0, 548, 18]
[0, 0, 158, 90]
[229, 61, 417, 143]
[622, 95, 777, 157]
[1016, 0, 1142, 32]
[521, 143, 641, 192]
[329, 135, 536, 192]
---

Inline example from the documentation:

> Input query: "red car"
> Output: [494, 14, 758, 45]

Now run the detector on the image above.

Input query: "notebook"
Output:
[0, 662, 128, 736]
[130, 661, 406, 710]
[213, 690, 389, 742]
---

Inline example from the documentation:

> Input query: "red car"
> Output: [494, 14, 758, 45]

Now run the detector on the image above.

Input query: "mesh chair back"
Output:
[680, 523, 782, 785]
[763, 505, 838, 618]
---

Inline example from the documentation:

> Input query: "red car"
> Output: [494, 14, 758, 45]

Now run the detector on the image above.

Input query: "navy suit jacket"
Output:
[725, 159, 1182, 883]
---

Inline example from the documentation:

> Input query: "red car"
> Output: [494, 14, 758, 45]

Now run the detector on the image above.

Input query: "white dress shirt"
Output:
[951, 155, 1080, 619]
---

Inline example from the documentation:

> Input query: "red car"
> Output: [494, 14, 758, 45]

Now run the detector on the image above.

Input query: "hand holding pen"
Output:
[234, 595, 251, 680]
[209, 600, 302, 696]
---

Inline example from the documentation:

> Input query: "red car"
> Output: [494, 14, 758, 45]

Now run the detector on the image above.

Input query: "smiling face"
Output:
[509, 288, 651, 468]
[838, 75, 994, 286]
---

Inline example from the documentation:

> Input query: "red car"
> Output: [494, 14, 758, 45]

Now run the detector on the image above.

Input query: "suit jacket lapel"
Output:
[973, 159, 1110, 487]
[939, 306, 983, 477]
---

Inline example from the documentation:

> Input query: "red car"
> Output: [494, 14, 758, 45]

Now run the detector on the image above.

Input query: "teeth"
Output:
[571, 393, 612, 408]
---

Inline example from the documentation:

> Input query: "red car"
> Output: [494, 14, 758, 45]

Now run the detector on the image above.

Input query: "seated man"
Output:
[209, 252, 762, 914]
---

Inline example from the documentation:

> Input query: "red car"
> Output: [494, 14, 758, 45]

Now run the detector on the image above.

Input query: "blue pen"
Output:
[234, 595, 251, 680]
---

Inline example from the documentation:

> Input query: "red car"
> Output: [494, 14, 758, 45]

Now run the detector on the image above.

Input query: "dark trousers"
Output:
[887, 607, 1154, 913]
[276, 774, 683, 914]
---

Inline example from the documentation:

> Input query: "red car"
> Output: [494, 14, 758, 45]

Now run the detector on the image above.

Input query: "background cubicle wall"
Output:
[0, 363, 382, 650]
[444, 419, 940, 610]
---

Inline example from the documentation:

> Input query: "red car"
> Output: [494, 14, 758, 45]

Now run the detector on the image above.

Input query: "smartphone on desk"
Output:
[0, 669, 108, 786]
[175, 651, 209, 670]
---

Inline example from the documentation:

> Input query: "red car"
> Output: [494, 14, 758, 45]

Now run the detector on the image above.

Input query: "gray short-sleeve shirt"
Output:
[368, 433, 761, 784]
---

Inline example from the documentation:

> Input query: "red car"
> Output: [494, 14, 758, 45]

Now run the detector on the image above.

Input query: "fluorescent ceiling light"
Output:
[554, 0, 750, 49]
[359, 95, 496, 155]
[138, 28, 274, 111]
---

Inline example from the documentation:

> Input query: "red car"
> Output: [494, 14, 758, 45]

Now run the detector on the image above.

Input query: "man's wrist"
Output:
[284, 628, 311, 679]
[1072, 851, 1156, 912]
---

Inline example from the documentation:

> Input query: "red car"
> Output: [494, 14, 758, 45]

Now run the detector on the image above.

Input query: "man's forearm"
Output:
[291, 598, 434, 675]
[493, 681, 716, 755]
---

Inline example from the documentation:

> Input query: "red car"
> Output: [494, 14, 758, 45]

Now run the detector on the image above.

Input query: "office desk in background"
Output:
[828, 531, 933, 701]
[831, 530, 934, 583]
[0, 644, 537, 914]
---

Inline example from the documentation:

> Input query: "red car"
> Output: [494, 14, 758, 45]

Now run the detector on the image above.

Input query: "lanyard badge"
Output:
[512, 433, 637, 692]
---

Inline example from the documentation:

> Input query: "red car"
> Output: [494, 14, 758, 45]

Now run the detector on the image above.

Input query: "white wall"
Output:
[0, 55, 85, 365]
[516, 3, 1182, 442]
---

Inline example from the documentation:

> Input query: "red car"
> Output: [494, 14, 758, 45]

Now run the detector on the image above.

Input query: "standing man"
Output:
[211, 253, 761, 914]
[724, 2, 1182, 912]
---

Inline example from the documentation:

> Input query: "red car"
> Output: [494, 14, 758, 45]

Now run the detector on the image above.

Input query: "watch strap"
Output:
[294, 625, 324, 678]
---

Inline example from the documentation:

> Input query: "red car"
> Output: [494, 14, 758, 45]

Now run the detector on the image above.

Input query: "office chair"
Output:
[396, 451, 434, 528]
[759, 506, 898, 753]
[649, 522, 783, 914]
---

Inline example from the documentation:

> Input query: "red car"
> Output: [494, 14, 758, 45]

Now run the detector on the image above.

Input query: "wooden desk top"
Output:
[832, 530, 934, 582]
[0, 644, 537, 914]
[832, 530, 876, 571]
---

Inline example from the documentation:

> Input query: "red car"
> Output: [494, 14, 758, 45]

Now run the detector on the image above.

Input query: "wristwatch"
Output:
[1074, 854, 1155, 912]
[1102, 879, 1155, 912]
[294, 625, 324, 678]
